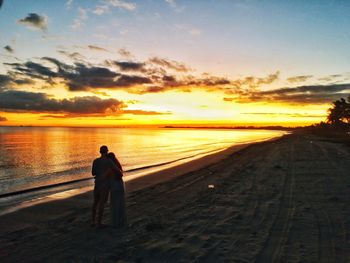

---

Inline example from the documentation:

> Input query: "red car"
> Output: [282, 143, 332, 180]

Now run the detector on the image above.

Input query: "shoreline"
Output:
[1, 132, 347, 262]
[0, 133, 286, 216]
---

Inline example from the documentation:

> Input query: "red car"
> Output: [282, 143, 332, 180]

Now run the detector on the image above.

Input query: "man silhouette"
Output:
[91, 145, 121, 227]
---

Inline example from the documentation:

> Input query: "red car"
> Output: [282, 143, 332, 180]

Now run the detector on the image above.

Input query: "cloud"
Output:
[17, 13, 48, 31]
[226, 83, 350, 104]
[5, 57, 155, 91]
[93, 5, 109, 15]
[93, 0, 136, 14]
[23, 57, 151, 91]
[4, 45, 14, 53]
[105, 0, 136, 11]
[118, 48, 133, 58]
[58, 50, 85, 61]
[111, 61, 145, 71]
[0, 74, 12, 87]
[287, 75, 313, 83]
[88, 45, 108, 52]
[0, 90, 125, 114]
[257, 71, 280, 85]
[0, 89, 169, 117]
[3, 56, 281, 97]
[149, 57, 191, 72]
[220, 71, 280, 95]
[318, 74, 344, 82]
[0, 0, 3, 9]
[71, 7, 88, 30]
[6, 61, 57, 81]
[0, 73, 34, 88]
[4, 51, 347, 107]
[112, 75, 152, 88]
[0, 116, 7, 122]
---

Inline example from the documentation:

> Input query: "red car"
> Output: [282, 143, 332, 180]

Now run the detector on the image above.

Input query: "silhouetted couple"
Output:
[91, 145, 127, 229]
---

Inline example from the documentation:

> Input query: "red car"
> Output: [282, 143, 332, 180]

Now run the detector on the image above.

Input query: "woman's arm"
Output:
[115, 158, 123, 172]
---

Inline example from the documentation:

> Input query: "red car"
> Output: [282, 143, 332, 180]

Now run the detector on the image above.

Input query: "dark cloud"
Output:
[0, 116, 7, 122]
[287, 75, 313, 83]
[17, 13, 47, 31]
[4, 45, 14, 53]
[318, 74, 344, 82]
[0, 74, 12, 87]
[228, 83, 350, 104]
[64, 63, 120, 91]
[0, 89, 169, 117]
[12, 78, 35, 85]
[111, 61, 145, 71]
[88, 45, 108, 52]
[6, 57, 152, 91]
[4, 56, 239, 93]
[0, 73, 34, 88]
[41, 57, 74, 73]
[0, 90, 125, 114]
[113, 75, 152, 87]
[6, 61, 57, 81]
[0, 0, 3, 9]
[259, 83, 350, 96]
[39, 115, 132, 120]
[149, 57, 191, 72]
[4, 53, 328, 107]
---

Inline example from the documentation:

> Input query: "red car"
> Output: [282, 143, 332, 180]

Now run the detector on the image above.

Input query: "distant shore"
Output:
[162, 125, 296, 130]
[0, 133, 349, 262]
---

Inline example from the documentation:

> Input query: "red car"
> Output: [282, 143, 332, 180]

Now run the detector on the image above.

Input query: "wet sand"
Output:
[0, 133, 349, 262]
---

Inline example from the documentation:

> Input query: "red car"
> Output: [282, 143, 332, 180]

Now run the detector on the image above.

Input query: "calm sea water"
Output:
[0, 127, 286, 197]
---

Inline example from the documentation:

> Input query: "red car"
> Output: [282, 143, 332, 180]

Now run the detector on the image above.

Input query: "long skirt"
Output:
[110, 179, 127, 228]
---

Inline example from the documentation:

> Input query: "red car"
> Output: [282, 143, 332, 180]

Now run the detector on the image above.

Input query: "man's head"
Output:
[99, 145, 108, 155]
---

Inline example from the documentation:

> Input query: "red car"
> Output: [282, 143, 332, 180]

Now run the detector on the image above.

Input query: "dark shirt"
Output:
[92, 156, 119, 184]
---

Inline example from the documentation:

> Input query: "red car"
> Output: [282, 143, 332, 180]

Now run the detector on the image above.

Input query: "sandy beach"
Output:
[0, 133, 349, 262]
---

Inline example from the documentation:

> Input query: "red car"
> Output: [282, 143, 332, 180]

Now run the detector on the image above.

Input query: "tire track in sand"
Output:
[255, 135, 297, 263]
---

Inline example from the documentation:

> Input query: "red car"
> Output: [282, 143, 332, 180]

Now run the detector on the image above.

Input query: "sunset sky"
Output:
[1, 0, 350, 127]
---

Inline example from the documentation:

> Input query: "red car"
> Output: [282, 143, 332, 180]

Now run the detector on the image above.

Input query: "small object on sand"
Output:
[208, 184, 215, 189]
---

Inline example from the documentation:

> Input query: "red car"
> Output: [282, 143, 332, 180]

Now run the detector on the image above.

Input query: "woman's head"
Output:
[107, 152, 117, 163]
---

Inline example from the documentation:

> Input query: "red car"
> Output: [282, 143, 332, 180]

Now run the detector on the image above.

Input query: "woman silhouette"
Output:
[107, 152, 127, 228]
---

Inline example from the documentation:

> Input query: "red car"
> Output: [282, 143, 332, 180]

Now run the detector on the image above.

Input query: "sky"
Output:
[1, 0, 350, 127]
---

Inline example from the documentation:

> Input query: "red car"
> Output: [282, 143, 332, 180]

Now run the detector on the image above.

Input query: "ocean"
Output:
[0, 126, 286, 212]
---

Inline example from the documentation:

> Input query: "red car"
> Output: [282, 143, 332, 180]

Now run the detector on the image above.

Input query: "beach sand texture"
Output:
[0, 133, 349, 262]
